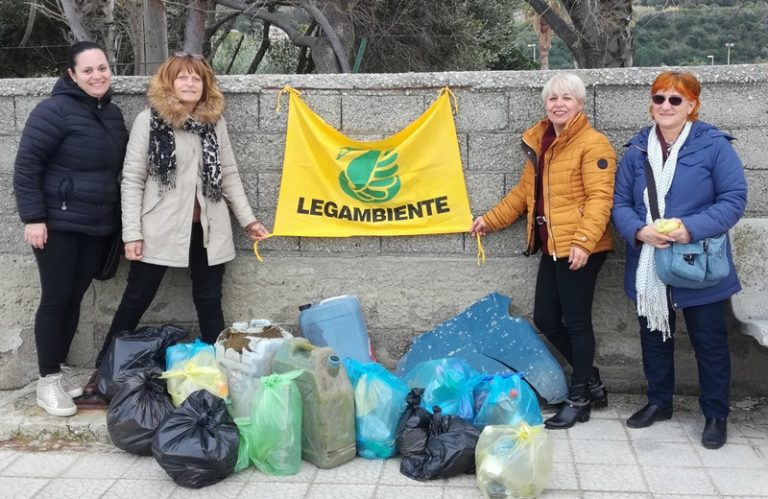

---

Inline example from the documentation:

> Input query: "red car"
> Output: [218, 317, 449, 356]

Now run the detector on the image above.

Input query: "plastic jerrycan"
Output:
[298, 295, 375, 363]
[271, 337, 356, 468]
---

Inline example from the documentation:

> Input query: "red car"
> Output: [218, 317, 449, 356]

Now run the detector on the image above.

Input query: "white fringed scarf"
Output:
[635, 121, 692, 340]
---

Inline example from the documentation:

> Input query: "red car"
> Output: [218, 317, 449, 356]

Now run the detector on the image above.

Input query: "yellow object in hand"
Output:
[654, 218, 681, 234]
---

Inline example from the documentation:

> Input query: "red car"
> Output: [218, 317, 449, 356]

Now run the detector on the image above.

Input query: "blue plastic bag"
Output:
[473, 373, 543, 429]
[402, 358, 478, 420]
[344, 359, 409, 459]
[166, 338, 214, 371]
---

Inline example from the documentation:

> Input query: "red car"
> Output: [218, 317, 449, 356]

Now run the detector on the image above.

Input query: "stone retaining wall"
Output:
[1, 66, 767, 395]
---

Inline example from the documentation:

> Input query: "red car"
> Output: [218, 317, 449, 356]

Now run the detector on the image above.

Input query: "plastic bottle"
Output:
[271, 338, 356, 468]
[298, 295, 375, 363]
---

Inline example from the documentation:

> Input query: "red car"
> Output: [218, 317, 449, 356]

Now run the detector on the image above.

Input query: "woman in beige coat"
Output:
[91, 53, 268, 380]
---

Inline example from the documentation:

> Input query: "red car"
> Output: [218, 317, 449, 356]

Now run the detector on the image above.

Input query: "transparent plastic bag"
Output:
[235, 370, 304, 475]
[473, 373, 543, 430]
[475, 423, 553, 498]
[166, 338, 214, 372]
[344, 358, 409, 459]
[161, 350, 228, 407]
[402, 358, 478, 420]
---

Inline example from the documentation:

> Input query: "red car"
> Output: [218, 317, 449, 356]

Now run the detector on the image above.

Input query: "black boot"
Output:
[545, 383, 591, 429]
[588, 367, 608, 409]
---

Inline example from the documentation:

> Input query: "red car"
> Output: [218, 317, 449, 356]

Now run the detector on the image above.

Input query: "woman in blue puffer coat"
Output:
[13, 41, 128, 417]
[612, 71, 747, 450]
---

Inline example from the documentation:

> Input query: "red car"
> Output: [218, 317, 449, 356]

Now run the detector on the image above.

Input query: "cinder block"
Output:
[467, 222, 528, 258]
[223, 94, 260, 133]
[508, 88, 545, 133]
[14, 96, 46, 132]
[0, 216, 27, 253]
[237, 171, 258, 209]
[256, 171, 282, 209]
[300, 236, 381, 254]
[730, 126, 768, 170]
[341, 94, 425, 134]
[112, 94, 149, 129]
[259, 91, 341, 131]
[465, 172, 506, 215]
[450, 91, 508, 132]
[381, 233, 464, 254]
[467, 133, 518, 171]
[0, 98, 14, 134]
[596, 85, 651, 131]
[0, 174, 16, 216]
[229, 132, 285, 172]
[699, 82, 768, 128]
[744, 170, 768, 216]
[0, 135, 19, 174]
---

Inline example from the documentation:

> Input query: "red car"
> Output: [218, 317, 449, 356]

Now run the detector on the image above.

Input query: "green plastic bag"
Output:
[235, 370, 303, 475]
[475, 423, 553, 498]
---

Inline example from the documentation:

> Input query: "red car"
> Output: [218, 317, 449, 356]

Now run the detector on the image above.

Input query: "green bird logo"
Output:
[337, 147, 401, 203]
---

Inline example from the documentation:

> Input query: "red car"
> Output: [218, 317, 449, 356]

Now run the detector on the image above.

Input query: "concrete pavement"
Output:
[0, 368, 766, 498]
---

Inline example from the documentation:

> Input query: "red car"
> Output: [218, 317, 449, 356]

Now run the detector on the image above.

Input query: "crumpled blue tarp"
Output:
[395, 293, 567, 403]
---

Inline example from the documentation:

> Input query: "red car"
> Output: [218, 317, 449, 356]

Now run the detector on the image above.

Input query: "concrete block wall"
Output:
[1, 67, 767, 396]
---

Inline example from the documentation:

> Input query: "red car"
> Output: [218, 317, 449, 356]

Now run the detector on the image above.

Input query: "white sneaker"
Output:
[58, 364, 83, 398]
[37, 373, 77, 417]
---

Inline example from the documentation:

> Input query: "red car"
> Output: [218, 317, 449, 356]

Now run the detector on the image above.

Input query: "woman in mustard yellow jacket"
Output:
[470, 73, 616, 429]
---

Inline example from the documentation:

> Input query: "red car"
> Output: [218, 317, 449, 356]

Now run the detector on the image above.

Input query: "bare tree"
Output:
[183, 0, 208, 54]
[524, 0, 633, 68]
[213, 0, 353, 73]
[56, 0, 117, 64]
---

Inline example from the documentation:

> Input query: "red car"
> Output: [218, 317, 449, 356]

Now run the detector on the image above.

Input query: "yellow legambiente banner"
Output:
[271, 87, 473, 237]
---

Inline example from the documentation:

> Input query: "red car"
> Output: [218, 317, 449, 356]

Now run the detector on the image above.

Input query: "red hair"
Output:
[150, 55, 223, 107]
[649, 71, 701, 121]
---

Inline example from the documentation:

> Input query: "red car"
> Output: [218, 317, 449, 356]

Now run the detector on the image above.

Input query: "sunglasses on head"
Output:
[652, 94, 684, 106]
[173, 52, 205, 60]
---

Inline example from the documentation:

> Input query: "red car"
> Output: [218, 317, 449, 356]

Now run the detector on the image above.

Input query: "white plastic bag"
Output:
[214, 324, 293, 418]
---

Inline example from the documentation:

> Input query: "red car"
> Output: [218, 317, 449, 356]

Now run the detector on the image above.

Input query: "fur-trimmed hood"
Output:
[147, 75, 224, 128]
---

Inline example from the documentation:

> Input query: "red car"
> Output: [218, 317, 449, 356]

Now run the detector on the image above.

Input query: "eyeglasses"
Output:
[173, 52, 205, 60]
[652, 94, 684, 106]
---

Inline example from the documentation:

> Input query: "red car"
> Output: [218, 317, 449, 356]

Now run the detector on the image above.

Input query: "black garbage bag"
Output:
[97, 324, 188, 400]
[397, 389, 481, 481]
[107, 368, 175, 456]
[395, 388, 432, 456]
[152, 390, 239, 489]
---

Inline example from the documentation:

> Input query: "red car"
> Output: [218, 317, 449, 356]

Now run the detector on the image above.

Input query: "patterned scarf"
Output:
[148, 109, 223, 202]
[635, 121, 692, 339]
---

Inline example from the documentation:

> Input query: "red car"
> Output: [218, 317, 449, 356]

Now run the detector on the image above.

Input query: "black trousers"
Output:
[639, 300, 730, 419]
[97, 223, 225, 365]
[533, 251, 607, 386]
[33, 230, 110, 376]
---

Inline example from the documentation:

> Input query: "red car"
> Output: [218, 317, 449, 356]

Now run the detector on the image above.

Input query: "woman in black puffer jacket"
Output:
[13, 41, 128, 417]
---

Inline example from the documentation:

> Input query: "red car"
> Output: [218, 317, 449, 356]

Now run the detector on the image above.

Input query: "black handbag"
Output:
[95, 230, 123, 281]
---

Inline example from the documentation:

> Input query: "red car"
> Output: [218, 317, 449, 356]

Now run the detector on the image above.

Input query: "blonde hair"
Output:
[541, 73, 587, 104]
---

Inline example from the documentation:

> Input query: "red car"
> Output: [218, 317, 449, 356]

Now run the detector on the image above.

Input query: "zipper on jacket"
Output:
[521, 139, 539, 257]
[545, 141, 557, 260]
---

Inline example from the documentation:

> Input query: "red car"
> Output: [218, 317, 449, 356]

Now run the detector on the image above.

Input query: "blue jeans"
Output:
[639, 299, 730, 418]
[533, 251, 607, 386]
[97, 223, 225, 365]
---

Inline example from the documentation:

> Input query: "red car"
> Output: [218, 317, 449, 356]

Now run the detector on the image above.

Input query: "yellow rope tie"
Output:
[512, 422, 541, 443]
[275, 86, 301, 113]
[476, 233, 486, 266]
[439, 86, 459, 114]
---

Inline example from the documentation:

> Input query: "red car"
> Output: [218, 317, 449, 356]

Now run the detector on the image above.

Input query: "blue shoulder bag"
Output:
[644, 159, 729, 289]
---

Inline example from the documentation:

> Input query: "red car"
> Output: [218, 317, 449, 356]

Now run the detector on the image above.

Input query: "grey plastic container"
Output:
[271, 337, 356, 468]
